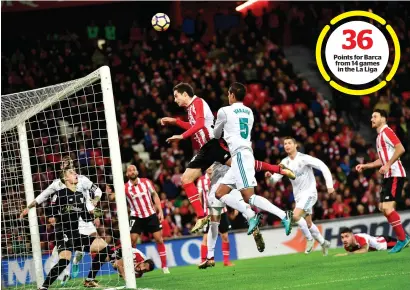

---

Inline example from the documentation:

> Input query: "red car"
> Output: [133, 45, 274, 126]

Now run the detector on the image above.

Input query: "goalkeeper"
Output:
[20, 157, 106, 288]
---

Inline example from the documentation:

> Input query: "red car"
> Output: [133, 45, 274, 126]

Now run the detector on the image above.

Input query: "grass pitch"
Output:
[12, 248, 410, 290]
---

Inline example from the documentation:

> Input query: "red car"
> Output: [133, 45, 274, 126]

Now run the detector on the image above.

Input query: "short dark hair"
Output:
[373, 109, 388, 119]
[173, 83, 194, 97]
[229, 82, 247, 101]
[145, 259, 155, 272]
[284, 136, 297, 143]
[340, 227, 353, 234]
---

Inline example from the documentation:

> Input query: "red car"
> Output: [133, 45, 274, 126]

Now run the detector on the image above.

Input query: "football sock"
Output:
[87, 246, 109, 280]
[222, 241, 230, 264]
[219, 194, 255, 220]
[309, 223, 325, 244]
[386, 211, 406, 241]
[73, 251, 84, 265]
[156, 242, 167, 268]
[201, 244, 208, 263]
[249, 194, 286, 220]
[255, 160, 281, 173]
[296, 217, 313, 240]
[43, 258, 70, 287]
[207, 222, 219, 259]
[183, 182, 205, 217]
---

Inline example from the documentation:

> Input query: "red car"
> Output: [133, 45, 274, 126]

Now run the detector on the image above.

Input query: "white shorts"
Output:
[220, 150, 257, 190]
[295, 194, 317, 215]
[78, 217, 97, 236]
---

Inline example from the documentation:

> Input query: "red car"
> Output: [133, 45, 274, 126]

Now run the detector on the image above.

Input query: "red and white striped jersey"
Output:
[344, 233, 388, 252]
[184, 96, 215, 150]
[197, 174, 227, 214]
[125, 179, 156, 218]
[376, 125, 406, 178]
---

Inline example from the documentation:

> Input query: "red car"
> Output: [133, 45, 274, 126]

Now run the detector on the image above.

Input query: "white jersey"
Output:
[35, 175, 102, 212]
[214, 102, 254, 156]
[270, 152, 333, 199]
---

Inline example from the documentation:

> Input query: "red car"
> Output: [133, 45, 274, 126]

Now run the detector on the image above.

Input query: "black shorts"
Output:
[55, 229, 95, 253]
[129, 215, 162, 235]
[379, 236, 397, 249]
[187, 139, 231, 172]
[381, 177, 406, 202]
[202, 213, 231, 234]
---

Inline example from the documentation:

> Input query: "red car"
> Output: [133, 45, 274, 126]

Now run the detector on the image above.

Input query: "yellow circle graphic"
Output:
[315, 10, 400, 96]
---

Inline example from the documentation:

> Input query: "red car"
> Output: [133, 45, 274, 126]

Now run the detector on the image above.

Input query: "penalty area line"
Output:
[275, 272, 410, 289]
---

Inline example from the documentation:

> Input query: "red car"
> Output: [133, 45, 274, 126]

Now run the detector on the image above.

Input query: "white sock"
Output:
[296, 217, 313, 240]
[219, 194, 255, 220]
[73, 251, 84, 265]
[309, 223, 325, 244]
[51, 246, 59, 265]
[249, 194, 286, 220]
[207, 222, 219, 259]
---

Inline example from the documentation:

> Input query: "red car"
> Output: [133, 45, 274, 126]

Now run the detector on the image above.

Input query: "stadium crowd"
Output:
[1, 2, 409, 255]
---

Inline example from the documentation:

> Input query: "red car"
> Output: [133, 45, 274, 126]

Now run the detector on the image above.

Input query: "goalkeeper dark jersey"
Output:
[49, 188, 92, 231]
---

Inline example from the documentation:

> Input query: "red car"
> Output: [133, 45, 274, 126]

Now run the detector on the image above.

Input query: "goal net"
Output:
[1, 66, 136, 289]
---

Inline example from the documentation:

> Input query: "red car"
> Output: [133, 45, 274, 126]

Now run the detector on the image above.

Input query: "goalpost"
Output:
[1, 66, 137, 289]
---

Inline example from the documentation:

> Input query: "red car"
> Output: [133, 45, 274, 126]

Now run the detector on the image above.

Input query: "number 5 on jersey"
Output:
[239, 118, 249, 139]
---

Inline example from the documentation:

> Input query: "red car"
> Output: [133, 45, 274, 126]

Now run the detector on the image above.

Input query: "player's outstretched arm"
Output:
[214, 108, 227, 139]
[304, 155, 334, 192]
[20, 181, 59, 218]
[161, 117, 192, 130]
[356, 159, 382, 172]
[336, 244, 369, 256]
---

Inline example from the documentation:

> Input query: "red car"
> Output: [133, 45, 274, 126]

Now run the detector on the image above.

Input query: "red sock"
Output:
[222, 242, 230, 264]
[183, 183, 205, 217]
[387, 240, 397, 249]
[386, 211, 406, 241]
[255, 160, 281, 173]
[201, 244, 207, 262]
[156, 242, 167, 268]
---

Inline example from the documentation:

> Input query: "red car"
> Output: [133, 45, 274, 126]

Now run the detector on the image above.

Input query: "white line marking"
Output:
[275, 272, 410, 289]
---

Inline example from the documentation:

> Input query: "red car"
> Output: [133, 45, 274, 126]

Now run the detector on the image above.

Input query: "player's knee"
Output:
[181, 174, 191, 185]
[306, 220, 313, 228]
[293, 214, 302, 222]
[59, 251, 72, 261]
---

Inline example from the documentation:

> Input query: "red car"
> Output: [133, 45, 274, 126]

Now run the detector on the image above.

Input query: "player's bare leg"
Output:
[153, 230, 169, 274]
[293, 208, 314, 254]
[220, 232, 234, 266]
[305, 215, 330, 256]
[130, 233, 140, 248]
[182, 168, 210, 233]
[380, 201, 410, 253]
